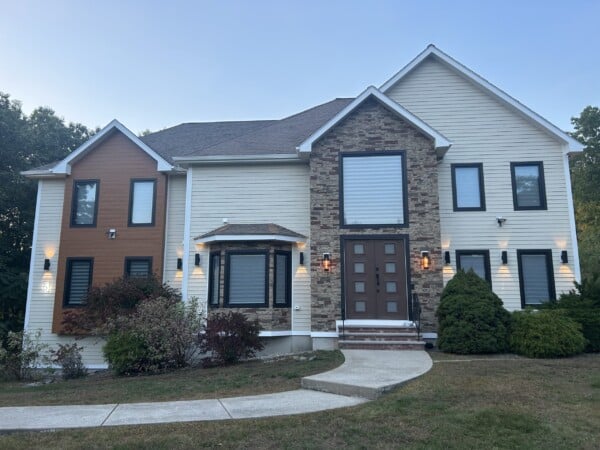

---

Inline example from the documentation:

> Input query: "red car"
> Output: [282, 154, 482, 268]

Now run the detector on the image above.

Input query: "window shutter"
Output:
[131, 181, 154, 224]
[521, 254, 551, 304]
[228, 254, 266, 305]
[68, 260, 91, 305]
[455, 167, 481, 208]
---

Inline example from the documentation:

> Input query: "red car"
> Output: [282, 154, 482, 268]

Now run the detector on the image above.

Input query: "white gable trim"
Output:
[380, 45, 583, 153]
[297, 86, 452, 154]
[51, 119, 173, 175]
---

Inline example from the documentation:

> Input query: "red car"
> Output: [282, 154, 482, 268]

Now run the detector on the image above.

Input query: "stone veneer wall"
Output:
[309, 97, 443, 332]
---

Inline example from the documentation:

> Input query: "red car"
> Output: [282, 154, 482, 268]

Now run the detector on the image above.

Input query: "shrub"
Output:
[0, 330, 49, 380]
[51, 343, 87, 379]
[436, 270, 511, 354]
[510, 309, 586, 358]
[103, 297, 203, 375]
[200, 311, 264, 365]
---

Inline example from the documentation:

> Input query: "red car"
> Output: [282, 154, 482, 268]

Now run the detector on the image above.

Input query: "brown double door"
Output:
[344, 238, 408, 319]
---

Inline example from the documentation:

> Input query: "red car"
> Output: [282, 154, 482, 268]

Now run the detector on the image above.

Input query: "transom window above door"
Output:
[341, 152, 407, 227]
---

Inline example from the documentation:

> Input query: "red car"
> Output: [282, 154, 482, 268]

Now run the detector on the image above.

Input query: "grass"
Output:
[0, 352, 598, 449]
[0, 351, 344, 407]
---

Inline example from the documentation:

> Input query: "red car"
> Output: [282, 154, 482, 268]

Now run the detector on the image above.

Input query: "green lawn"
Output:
[0, 352, 598, 450]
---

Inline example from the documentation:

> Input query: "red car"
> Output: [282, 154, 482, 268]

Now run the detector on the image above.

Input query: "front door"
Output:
[344, 238, 409, 319]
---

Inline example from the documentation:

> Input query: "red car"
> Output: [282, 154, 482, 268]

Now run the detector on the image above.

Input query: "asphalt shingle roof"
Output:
[196, 223, 306, 240]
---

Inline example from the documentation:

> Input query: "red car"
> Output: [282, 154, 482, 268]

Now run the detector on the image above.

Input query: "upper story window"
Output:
[71, 180, 99, 227]
[341, 152, 407, 227]
[224, 251, 269, 307]
[517, 250, 555, 307]
[125, 257, 152, 278]
[456, 250, 491, 284]
[451, 164, 485, 211]
[129, 179, 156, 226]
[64, 258, 93, 306]
[511, 162, 547, 210]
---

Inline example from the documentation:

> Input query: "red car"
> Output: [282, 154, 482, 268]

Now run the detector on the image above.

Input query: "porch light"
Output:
[322, 253, 331, 271]
[561, 250, 568, 264]
[501, 251, 508, 265]
[43, 258, 51, 271]
[177, 258, 183, 270]
[299, 252, 305, 265]
[420, 251, 430, 270]
[194, 253, 201, 266]
[444, 251, 450, 265]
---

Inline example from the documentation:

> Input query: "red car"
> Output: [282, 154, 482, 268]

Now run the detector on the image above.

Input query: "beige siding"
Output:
[386, 58, 576, 310]
[187, 163, 311, 330]
[25, 180, 106, 368]
[163, 175, 186, 291]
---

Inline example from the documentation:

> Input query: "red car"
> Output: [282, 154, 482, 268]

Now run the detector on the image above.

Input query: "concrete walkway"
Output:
[0, 350, 432, 431]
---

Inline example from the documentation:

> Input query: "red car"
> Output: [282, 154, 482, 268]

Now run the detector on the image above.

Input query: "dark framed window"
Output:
[273, 250, 292, 307]
[70, 180, 99, 227]
[451, 163, 485, 211]
[208, 252, 221, 307]
[124, 257, 152, 278]
[517, 250, 556, 307]
[224, 250, 269, 307]
[456, 250, 491, 284]
[340, 151, 408, 227]
[511, 162, 547, 210]
[64, 258, 93, 307]
[128, 179, 157, 226]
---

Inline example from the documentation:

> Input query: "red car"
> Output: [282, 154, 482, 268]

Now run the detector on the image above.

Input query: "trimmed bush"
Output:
[103, 332, 148, 376]
[51, 343, 87, 379]
[201, 311, 264, 365]
[436, 270, 511, 354]
[510, 309, 586, 358]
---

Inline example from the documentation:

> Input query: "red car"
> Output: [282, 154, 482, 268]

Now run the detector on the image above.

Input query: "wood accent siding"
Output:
[385, 57, 577, 310]
[52, 131, 167, 332]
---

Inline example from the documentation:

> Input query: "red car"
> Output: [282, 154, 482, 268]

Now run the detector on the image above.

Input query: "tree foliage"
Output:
[0, 92, 94, 342]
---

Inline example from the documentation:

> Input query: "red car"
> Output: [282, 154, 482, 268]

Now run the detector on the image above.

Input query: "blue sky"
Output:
[1, 0, 598, 134]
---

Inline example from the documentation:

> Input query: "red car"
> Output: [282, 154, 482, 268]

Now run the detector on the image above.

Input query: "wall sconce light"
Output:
[420, 251, 430, 270]
[322, 253, 331, 272]
[501, 251, 508, 265]
[194, 253, 201, 266]
[43, 258, 51, 271]
[444, 251, 450, 265]
[177, 258, 183, 271]
[561, 250, 568, 264]
[299, 252, 304, 265]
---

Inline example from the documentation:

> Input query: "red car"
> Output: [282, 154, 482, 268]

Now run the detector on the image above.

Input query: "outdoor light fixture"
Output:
[194, 253, 201, 266]
[43, 258, 51, 271]
[299, 252, 305, 265]
[444, 251, 450, 265]
[322, 253, 331, 272]
[561, 250, 568, 264]
[420, 251, 430, 270]
[501, 251, 508, 265]
[177, 258, 183, 271]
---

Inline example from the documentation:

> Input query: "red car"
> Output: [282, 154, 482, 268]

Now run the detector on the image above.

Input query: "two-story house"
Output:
[23, 46, 583, 367]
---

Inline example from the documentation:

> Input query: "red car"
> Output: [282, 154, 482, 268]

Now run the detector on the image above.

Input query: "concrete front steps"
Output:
[337, 324, 425, 351]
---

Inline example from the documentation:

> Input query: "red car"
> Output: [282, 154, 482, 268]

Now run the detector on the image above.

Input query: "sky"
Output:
[1, 0, 598, 135]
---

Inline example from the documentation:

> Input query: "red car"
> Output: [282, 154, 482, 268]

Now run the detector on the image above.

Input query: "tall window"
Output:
[451, 164, 485, 211]
[71, 180, 99, 226]
[224, 251, 268, 307]
[511, 162, 547, 210]
[273, 251, 291, 307]
[341, 152, 407, 226]
[456, 250, 491, 284]
[125, 257, 152, 277]
[129, 179, 156, 226]
[64, 258, 93, 306]
[208, 252, 221, 307]
[517, 250, 555, 307]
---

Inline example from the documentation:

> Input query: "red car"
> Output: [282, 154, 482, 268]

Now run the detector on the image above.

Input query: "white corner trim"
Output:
[310, 332, 339, 338]
[52, 119, 173, 174]
[259, 330, 311, 337]
[195, 234, 306, 244]
[297, 86, 451, 153]
[181, 167, 193, 301]
[380, 45, 583, 152]
[23, 180, 43, 331]
[563, 150, 581, 282]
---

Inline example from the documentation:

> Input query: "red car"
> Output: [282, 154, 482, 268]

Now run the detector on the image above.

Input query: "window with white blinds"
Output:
[342, 154, 405, 225]
[456, 250, 490, 283]
[65, 259, 92, 306]
[129, 180, 156, 225]
[125, 258, 151, 278]
[518, 251, 555, 306]
[226, 252, 268, 306]
[274, 251, 291, 306]
[452, 164, 485, 211]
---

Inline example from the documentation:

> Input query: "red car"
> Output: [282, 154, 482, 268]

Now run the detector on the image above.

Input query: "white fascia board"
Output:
[52, 119, 173, 175]
[380, 45, 583, 152]
[21, 169, 66, 179]
[297, 86, 452, 153]
[173, 154, 302, 165]
[196, 234, 306, 244]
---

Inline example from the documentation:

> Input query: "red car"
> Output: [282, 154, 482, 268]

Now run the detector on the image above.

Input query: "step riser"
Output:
[339, 342, 425, 350]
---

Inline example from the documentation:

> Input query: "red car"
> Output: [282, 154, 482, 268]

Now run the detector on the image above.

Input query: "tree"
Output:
[570, 106, 600, 279]
[0, 92, 93, 343]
